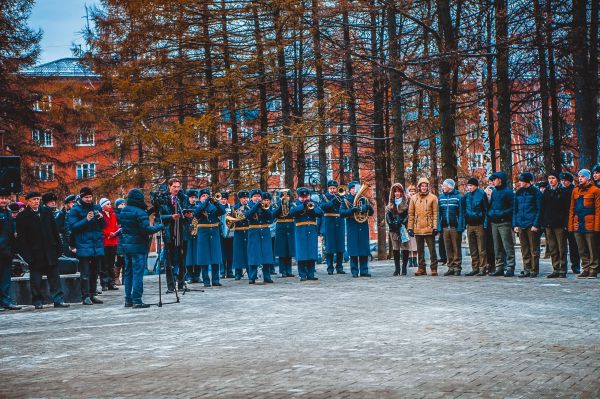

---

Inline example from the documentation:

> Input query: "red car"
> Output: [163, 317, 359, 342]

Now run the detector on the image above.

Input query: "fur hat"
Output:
[296, 187, 310, 197]
[559, 172, 574, 182]
[249, 189, 262, 198]
[518, 172, 534, 183]
[237, 190, 249, 199]
[327, 180, 339, 188]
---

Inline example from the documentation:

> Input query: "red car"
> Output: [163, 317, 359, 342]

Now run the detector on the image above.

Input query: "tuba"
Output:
[353, 183, 371, 223]
[225, 206, 246, 230]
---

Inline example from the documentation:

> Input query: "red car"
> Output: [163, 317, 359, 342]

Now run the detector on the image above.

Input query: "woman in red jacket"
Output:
[100, 198, 120, 290]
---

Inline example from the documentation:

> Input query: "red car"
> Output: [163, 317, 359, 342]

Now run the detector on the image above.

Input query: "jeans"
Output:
[123, 253, 146, 305]
[0, 256, 16, 307]
[350, 256, 369, 276]
[78, 256, 101, 299]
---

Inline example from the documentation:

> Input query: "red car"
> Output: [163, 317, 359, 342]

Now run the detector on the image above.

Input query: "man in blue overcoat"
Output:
[193, 188, 226, 287]
[340, 181, 374, 277]
[244, 189, 274, 284]
[219, 192, 235, 279]
[232, 190, 250, 280]
[273, 189, 296, 277]
[320, 180, 347, 275]
[290, 187, 323, 281]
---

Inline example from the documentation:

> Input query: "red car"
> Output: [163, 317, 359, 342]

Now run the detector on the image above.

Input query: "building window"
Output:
[32, 129, 53, 147]
[267, 99, 281, 112]
[470, 153, 483, 169]
[525, 152, 538, 168]
[562, 151, 574, 167]
[33, 95, 52, 112]
[76, 163, 96, 180]
[226, 127, 232, 140]
[76, 128, 95, 146]
[240, 127, 253, 140]
[563, 122, 573, 138]
[227, 159, 234, 170]
[467, 126, 480, 140]
[34, 163, 54, 181]
[305, 155, 320, 170]
[342, 156, 350, 171]
[195, 163, 211, 180]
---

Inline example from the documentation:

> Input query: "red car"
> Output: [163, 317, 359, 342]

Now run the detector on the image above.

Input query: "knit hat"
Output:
[467, 177, 479, 186]
[0, 187, 12, 196]
[559, 172, 574, 182]
[79, 187, 93, 197]
[25, 191, 41, 200]
[578, 169, 591, 180]
[442, 178, 456, 189]
[115, 198, 125, 208]
[99, 197, 111, 208]
[518, 172, 534, 183]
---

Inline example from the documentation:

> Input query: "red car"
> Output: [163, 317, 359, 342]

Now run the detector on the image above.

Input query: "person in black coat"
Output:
[15, 192, 69, 309]
[560, 172, 580, 274]
[0, 188, 20, 310]
[55, 194, 77, 257]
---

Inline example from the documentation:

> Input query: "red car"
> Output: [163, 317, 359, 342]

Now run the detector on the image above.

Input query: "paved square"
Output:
[1, 254, 600, 398]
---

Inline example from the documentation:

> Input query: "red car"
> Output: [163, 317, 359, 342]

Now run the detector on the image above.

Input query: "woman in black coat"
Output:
[16, 192, 68, 309]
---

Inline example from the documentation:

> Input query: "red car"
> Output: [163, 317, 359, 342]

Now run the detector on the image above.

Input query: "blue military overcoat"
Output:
[244, 201, 274, 266]
[232, 203, 249, 269]
[193, 199, 226, 265]
[320, 193, 346, 253]
[289, 199, 323, 262]
[273, 201, 296, 258]
[339, 194, 374, 257]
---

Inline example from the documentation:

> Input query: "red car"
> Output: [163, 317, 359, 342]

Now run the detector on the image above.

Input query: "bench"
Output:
[9, 274, 82, 305]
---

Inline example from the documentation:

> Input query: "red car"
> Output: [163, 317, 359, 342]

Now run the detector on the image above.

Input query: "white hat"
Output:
[99, 197, 111, 208]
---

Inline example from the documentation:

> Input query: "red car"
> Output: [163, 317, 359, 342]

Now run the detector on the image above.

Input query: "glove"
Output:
[408, 229, 414, 237]
[434, 231, 439, 236]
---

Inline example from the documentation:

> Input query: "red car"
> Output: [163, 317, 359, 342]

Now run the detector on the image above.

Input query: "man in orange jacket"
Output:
[568, 169, 600, 279]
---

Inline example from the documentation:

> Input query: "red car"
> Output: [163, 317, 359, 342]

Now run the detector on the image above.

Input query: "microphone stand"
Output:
[150, 207, 180, 307]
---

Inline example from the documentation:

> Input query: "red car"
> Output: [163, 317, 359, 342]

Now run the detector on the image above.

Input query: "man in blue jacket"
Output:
[438, 178, 465, 276]
[513, 172, 543, 277]
[67, 187, 105, 305]
[118, 188, 163, 308]
[463, 178, 488, 276]
[488, 171, 516, 277]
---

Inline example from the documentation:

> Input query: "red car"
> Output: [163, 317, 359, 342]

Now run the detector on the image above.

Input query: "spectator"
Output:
[55, 195, 77, 257]
[41, 192, 58, 215]
[488, 172, 516, 277]
[513, 172, 543, 278]
[16, 192, 69, 309]
[438, 178, 464, 276]
[405, 185, 418, 267]
[560, 172, 580, 274]
[100, 198, 119, 290]
[568, 169, 600, 279]
[67, 187, 105, 305]
[386, 183, 409, 276]
[542, 172, 569, 278]
[407, 177, 439, 276]
[113, 198, 126, 284]
[463, 177, 488, 276]
[118, 188, 163, 308]
[0, 188, 20, 310]
[484, 185, 496, 273]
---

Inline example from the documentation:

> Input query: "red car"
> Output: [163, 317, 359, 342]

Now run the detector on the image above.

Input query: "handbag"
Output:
[399, 225, 410, 243]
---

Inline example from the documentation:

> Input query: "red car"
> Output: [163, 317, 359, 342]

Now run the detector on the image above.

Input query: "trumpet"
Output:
[261, 199, 271, 210]
[306, 201, 315, 210]
[211, 192, 222, 202]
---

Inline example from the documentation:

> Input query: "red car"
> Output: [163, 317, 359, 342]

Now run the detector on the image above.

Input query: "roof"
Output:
[22, 58, 99, 78]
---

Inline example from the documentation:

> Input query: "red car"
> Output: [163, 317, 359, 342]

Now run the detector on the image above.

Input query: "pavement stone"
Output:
[1, 251, 599, 398]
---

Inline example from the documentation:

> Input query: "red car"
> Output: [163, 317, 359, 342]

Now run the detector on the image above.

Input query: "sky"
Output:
[28, 0, 99, 65]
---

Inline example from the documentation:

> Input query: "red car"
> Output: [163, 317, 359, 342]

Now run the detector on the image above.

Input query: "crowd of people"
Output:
[0, 165, 599, 311]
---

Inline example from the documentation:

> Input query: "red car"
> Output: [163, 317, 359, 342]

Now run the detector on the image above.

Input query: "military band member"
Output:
[340, 181, 374, 278]
[320, 180, 347, 275]
[193, 188, 226, 287]
[219, 192, 235, 279]
[289, 187, 323, 281]
[273, 189, 296, 277]
[184, 189, 200, 283]
[244, 189, 275, 284]
[232, 190, 250, 280]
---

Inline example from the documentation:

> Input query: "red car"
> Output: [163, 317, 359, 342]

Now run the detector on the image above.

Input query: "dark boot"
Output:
[401, 251, 409, 275]
[393, 250, 401, 276]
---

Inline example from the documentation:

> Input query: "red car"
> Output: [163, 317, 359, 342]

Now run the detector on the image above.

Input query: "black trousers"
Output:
[221, 237, 234, 277]
[166, 242, 186, 290]
[101, 246, 117, 288]
[566, 232, 581, 272]
[29, 262, 64, 305]
[78, 256, 101, 299]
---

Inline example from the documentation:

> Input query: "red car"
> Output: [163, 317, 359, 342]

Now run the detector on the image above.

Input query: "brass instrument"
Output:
[306, 201, 315, 210]
[211, 192, 222, 203]
[353, 183, 371, 223]
[278, 189, 291, 217]
[225, 206, 246, 230]
[261, 200, 271, 210]
[337, 186, 347, 196]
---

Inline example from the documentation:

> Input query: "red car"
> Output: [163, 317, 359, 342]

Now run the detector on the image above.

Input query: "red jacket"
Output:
[102, 207, 120, 247]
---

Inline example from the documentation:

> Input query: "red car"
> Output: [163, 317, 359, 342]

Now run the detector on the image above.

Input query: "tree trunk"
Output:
[485, 5, 497, 173]
[545, 0, 562, 172]
[203, 2, 219, 189]
[533, 0, 552, 173]
[387, 4, 405, 185]
[495, 0, 512, 184]
[342, 0, 360, 181]
[311, 0, 328, 187]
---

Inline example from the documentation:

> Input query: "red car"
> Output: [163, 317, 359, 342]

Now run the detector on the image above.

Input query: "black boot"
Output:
[401, 250, 409, 275]
[393, 250, 401, 276]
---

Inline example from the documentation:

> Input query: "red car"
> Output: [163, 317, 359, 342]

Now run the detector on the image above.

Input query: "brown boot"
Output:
[415, 268, 427, 276]
[431, 269, 438, 276]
